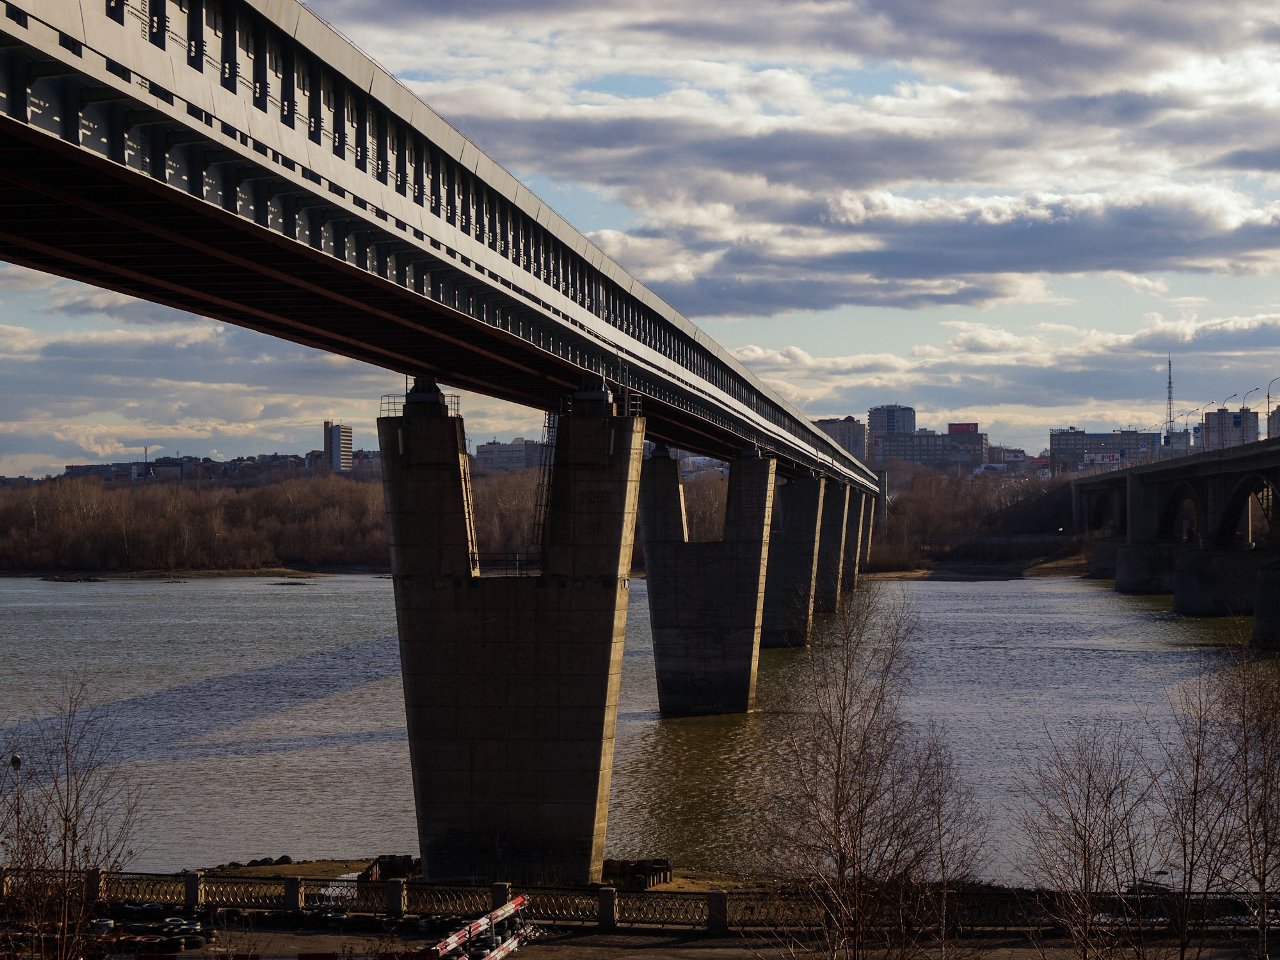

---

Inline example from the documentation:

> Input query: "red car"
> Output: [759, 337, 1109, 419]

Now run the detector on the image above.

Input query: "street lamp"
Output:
[1196, 401, 1214, 449]
[1267, 376, 1280, 438]
[1243, 387, 1262, 444]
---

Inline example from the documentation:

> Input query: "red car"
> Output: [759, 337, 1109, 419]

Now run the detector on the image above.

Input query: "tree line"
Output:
[0, 475, 390, 572]
[870, 462, 1075, 570]
[0, 466, 735, 573]
[0, 461, 1071, 574]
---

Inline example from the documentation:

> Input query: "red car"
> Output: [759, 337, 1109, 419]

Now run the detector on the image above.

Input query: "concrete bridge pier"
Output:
[1253, 561, 1280, 647]
[1172, 546, 1263, 616]
[378, 379, 644, 884]
[1114, 543, 1182, 594]
[841, 492, 868, 595]
[813, 482, 850, 614]
[1088, 537, 1122, 579]
[760, 474, 824, 648]
[640, 447, 776, 715]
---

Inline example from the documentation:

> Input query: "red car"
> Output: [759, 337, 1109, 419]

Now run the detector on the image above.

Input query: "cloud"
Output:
[734, 344, 915, 376]
[731, 308, 1280, 452]
[0, 264, 58, 294]
[45, 287, 189, 325]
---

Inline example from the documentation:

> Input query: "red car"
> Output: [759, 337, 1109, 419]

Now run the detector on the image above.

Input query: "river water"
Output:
[0, 574, 1236, 880]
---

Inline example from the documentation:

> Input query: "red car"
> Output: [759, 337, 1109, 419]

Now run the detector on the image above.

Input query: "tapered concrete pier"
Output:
[639, 447, 776, 715]
[841, 491, 868, 594]
[760, 474, 824, 648]
[813, 482, 850, 613]
[379, 380, 644, 883]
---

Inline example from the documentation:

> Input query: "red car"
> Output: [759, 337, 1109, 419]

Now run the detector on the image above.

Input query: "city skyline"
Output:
[8, 1, 1280, 476]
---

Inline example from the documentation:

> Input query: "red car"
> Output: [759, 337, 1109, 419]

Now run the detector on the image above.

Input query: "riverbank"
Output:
[2, 565, 392, 580]
[9, 551, 1092, 583]
[869, 550, 1091, 582]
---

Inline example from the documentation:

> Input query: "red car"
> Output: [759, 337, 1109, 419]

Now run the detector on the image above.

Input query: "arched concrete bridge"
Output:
[1074, 438, 1280, 637]
[0, 0, 878, 885]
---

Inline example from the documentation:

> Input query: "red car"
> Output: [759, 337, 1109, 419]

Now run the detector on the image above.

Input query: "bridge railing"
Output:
[475, 552, 543, 576]
[380, 393, 460, 418]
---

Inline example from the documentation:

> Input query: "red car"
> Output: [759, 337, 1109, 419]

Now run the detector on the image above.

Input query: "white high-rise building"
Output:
[323, 421, 353, 471]
[1202, 407, 1259, 451]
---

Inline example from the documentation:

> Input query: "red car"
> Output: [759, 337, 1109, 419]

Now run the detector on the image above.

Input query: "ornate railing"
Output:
[521, 887, 599, 923]
[727, 892, 823, 929]
[617, 890, 709, 927]
[203, 875, 288, 909]
[100, 872, 184, 905]
[305, 877, 384, 914]
[30, 867, 1279, 938]
[404, 884, 490, 916]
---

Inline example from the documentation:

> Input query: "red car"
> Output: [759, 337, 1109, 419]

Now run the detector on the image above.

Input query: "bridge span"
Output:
[1, 0, 879, 884]
[1074, 438, 1280, 643]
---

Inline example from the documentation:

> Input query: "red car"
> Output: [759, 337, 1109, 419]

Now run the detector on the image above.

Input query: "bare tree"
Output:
[682, 469, 727, 542]
[1, 680, 146, 960]
[470, 467, 540, 554]
[1017, 720, 1163, 960]
[1212, 645, 1280, 960]
[762, 585, 988, 960]
[1146, 672, 1235, 960]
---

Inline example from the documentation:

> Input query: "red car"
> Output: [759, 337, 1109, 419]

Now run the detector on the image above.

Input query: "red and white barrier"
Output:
[429, 894, 529, 959]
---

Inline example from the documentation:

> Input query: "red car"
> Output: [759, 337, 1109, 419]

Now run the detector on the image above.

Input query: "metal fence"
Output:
[202, 875, 289, 910]
[727, 893, 824, 929]
[521, 887, 599, 924]
[8, 869, 1280, 937]
[616, 890, 710, 927]
[404, 883, 490, 917]
[304, 877, 384, 914]
[100, 872, 185, 906]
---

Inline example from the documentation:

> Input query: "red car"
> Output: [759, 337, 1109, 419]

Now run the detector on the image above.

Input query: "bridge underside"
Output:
[0, 115, 800, 469]
[0, 5, 880, 883]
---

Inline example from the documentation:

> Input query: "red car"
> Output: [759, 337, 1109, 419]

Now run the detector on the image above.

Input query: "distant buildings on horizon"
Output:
[21, 421, 556, 486]
[1050, 405, 1264, 474]
[10, 401, 1279, 489]
[816, 406, 1029, 477]
[810, 400, 1276, 480]
[37, 420, 378, 486]
[473, 436, 549, 473]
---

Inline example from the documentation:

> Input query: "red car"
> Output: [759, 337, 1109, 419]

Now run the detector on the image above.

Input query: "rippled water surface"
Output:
[0, 574, 1236, 877]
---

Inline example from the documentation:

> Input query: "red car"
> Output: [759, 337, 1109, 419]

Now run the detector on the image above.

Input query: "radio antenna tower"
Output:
[1166, 354, 1174, 441]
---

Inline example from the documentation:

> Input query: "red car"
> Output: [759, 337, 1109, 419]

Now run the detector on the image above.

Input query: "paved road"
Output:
[194, 928, 1264, 959]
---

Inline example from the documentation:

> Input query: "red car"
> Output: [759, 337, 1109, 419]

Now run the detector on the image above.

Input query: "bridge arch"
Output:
[1157, 480, 1204, 545]
[1216, 472, 1280, 545]
[1081, 484, 1123, 536]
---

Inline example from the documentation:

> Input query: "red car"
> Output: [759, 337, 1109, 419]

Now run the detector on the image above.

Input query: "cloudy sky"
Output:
[7, 0, 1280, 477]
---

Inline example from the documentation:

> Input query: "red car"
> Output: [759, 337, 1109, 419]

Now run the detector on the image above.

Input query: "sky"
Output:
[7, 0, 1280, 476]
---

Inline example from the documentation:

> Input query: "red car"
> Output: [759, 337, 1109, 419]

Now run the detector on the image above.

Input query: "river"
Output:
[0, 573, 1237, 880]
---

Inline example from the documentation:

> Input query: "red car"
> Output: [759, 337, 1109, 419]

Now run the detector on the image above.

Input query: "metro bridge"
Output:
[0, 0, 879, 885]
